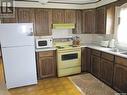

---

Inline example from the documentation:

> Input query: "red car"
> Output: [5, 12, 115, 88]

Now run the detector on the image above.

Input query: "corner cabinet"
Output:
[35, 9, 52, 36]
[96, 4, 115, 34]
[36, 50, 56, 79]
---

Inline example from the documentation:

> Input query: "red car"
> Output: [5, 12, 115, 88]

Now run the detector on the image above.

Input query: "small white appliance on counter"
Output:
[100, 40, 109, 48]
[35, 37, 53, 49]
[0, 23, 37, 89]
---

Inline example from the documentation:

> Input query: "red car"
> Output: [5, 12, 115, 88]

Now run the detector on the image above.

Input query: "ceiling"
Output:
[16, 0, 101, 5]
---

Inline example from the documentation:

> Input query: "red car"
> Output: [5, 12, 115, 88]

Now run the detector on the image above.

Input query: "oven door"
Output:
[57, 49, 81, 69]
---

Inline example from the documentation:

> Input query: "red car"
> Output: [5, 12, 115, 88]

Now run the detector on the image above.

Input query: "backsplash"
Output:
[73, 34, 114, 45]
[36, 29, 114, 46]
[52, 29, 72, 38]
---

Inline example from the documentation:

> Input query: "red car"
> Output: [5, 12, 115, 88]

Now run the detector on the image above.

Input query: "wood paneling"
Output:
[35, 9, 52, 36]
[18, 8, 35, 23]
[100, 59, 114, 86]
[82, 9, 96, 34]
[64, 10, 76, 23]
[52, 9, 65, 23]
[113, 64, 127, 92]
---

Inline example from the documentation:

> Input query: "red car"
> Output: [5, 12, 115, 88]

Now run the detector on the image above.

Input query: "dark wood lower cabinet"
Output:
[100, 59, 114, 86]
[36, 51, 56, 79]
[81, 47, 91, 72]
[113, 64, 127, 92]
[38, 57, 55, 78]
[91, 55, 100, 78]
[81, 47, 86, 72]
[86, 48, 91, 72]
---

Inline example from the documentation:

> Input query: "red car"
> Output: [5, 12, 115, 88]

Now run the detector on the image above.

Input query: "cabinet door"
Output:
[73, 10, 82, 34]
[86, 48, 91, 72]
[38, 57, 56, 78]
[52, 9, 65, 23]
[64, 10, 76, 23]
[113, 64, 127, 92]
[100, 59, 114, 86]
[106, 4, 115, 34]
[81, 48, 86, 72]
[18, 8, 35, 23]
[96, 6, 106, 34]
[35, 9, 52, 36]
[91, 55, 100, 77]
[82, 9, 96, 34]
[1, 8, 18, 23]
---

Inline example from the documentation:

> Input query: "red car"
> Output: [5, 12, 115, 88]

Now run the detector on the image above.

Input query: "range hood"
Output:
[52, 23, 75, 29]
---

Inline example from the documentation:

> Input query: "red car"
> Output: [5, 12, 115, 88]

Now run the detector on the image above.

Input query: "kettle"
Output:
[109, 39, 115, 48]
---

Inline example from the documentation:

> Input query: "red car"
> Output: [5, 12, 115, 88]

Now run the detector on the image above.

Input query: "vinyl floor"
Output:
[9, 77, 82, 95]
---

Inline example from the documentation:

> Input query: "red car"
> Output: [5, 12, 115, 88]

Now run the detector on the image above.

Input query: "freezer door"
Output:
[2, 46, 37, 89]
[0, 23, 34, 47]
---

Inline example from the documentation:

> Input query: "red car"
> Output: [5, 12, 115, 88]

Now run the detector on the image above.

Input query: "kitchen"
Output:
[0, 0, 127, 95]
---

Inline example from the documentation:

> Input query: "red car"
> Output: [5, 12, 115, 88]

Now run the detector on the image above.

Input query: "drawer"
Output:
[39, 51, 54, 57]
[91, 49, 101, 57]
[115, 56, 127, 67]
[101, 52, 114, 61]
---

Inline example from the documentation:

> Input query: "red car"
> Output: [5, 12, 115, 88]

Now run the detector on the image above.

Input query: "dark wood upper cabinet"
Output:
[82, 9, 96, 34]
[106, 4, 115, 34]
[96, 6, 106, 34]
[52, 9, 65, 24]
[18, 8, 35, 23]
[73, 10, 82, 34]
[35, 9, 52, 36]
[96, 4, 115, 34]
[64, 10, 76, 23]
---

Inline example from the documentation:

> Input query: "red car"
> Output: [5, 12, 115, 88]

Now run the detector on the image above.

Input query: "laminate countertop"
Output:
[81, 43, 127, 59]
[35, 44, 127, 59]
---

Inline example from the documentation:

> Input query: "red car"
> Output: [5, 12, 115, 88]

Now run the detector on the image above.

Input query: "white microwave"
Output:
[36, 38, 53, 49]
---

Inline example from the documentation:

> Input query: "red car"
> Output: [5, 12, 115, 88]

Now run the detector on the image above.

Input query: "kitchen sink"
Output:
[121, 52, 127, 55]
[108, 48, 127, 53]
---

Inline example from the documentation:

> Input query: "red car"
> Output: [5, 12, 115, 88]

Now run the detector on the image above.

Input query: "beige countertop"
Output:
[35, 44, 127, 58]
[81, 44, 127, 59]
[35, 47, 56, 52]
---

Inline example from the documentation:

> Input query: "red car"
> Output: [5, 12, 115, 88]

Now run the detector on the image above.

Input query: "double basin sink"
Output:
[108, 48, 127, 55]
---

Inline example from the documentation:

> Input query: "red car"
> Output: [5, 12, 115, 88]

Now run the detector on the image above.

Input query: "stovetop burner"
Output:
[56, 46, 64, 49]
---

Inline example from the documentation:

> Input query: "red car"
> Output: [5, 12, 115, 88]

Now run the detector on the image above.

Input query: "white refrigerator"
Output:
[0, 23, 37, 89]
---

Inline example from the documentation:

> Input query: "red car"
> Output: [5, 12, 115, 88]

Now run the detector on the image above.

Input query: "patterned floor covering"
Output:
[69, 73, 118, 95]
